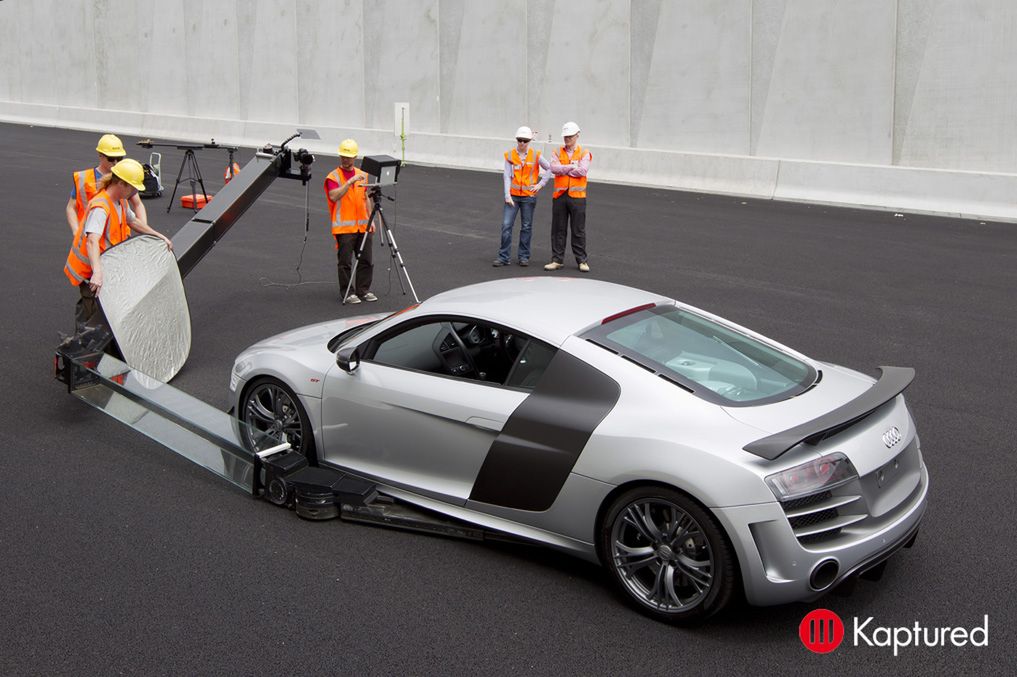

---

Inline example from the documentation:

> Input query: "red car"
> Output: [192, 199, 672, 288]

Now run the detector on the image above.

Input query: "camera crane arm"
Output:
[172, 138, 314, 278]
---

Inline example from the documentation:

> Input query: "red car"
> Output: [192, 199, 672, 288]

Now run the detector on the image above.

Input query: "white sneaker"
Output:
[345, 294, 361, 304]
[362, 292, 378, 302]
[578, 262, 590, 273]
[544, 261, 564, 271]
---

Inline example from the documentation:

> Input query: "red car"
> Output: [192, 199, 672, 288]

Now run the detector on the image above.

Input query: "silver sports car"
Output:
[229, 277, 928, 623]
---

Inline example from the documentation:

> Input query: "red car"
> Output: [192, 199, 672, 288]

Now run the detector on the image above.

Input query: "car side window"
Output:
[371, 323, 445, 373]
[505, 339, 556, 389]
[367, 319, 556, 389]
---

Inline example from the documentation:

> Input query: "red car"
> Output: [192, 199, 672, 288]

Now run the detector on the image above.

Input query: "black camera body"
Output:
[292, 148, 314, 167]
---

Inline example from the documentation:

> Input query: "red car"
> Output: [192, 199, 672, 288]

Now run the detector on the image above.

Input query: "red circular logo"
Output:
[799, 609, 845, 654]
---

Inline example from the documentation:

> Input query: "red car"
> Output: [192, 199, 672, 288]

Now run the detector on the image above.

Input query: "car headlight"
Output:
[230, 359, 253, 392]
[764, 453, 857, 501]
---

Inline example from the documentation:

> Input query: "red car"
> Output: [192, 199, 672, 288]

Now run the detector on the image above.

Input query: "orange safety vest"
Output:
[504, 147, 542, 197]
[553, 145, 591, 199]
[64, 190, 132, 286]
[325, 168, 370, 235]
[71, 168, 100, 225]
[224, 161, 241, 182]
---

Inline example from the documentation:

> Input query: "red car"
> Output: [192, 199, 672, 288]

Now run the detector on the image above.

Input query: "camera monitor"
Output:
[360, 154, 400, 187]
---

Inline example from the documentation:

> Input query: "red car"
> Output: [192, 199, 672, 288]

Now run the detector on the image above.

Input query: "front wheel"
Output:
[240, 377, 315, 462]
[599, 486, 737, 624]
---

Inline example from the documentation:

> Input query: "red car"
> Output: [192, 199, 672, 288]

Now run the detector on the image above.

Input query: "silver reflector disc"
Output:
[98, 235, 191, 382]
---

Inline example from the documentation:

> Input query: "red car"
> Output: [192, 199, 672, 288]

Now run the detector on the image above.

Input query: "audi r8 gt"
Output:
[229, 277, 928, 623]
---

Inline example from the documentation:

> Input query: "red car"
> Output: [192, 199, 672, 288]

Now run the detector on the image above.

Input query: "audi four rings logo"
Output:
[882, 426, 903, 448]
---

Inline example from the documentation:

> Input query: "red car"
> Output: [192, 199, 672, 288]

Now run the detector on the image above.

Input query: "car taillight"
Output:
[765, 453, 857, 501]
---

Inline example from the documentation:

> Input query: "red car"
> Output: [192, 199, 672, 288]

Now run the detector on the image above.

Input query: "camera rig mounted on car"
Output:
[52, 130, 505, 547]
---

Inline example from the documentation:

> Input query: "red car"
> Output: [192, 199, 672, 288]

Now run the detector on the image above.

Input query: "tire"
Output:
[240, 377, 316, 462]
[598, 485, 737, 624]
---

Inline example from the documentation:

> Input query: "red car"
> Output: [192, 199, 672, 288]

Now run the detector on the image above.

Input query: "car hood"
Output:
[247, 313, 387, 352]
[722, 363, 874, 435]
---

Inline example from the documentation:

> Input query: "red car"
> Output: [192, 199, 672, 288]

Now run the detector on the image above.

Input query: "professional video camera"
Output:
[264, 132, 316, 185]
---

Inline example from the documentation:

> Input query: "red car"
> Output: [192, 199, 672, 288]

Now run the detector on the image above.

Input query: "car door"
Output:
[319, 318, 552, 504]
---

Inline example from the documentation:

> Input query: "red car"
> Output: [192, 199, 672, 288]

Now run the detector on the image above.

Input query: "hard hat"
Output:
[338, 138, 359, 158]
[96, 133, 127, 157]
[514, 126, 533, 140]
[562, 121, 581, 137]
[111, 158, 146, 191]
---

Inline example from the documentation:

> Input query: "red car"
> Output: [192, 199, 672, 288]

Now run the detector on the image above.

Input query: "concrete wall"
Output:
[2, 0, 1017, 220]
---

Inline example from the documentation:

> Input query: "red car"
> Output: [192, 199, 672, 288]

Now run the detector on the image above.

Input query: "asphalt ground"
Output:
[1, 121, 1014, 675]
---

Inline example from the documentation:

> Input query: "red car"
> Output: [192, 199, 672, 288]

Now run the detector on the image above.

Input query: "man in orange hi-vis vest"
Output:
[545, 121, 592, 273]
[493, 126, 551, 267]
[324, 138, 376, 304]
[64, 133, 148, 237]
[64, 158, 173, 331]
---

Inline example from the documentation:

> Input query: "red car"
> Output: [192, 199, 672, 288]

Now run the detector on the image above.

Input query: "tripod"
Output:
[344, 186, 419, 305]
[167, 146, 209, 213]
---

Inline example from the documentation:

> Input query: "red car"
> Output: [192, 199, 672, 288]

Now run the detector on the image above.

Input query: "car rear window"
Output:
[582, 306, 816, 406]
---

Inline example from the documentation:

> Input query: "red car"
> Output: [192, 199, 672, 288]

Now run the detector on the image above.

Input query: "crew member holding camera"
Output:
[324, 139, 376, 304]
[64, 133, 148, 237]
[63, 158, 173, 331]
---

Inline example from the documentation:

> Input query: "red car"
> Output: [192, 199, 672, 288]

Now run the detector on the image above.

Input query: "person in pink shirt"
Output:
[545, 121, 592, 272]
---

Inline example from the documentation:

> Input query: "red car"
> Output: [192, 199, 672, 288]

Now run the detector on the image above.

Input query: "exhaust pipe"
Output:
[810, 559, 840, 591]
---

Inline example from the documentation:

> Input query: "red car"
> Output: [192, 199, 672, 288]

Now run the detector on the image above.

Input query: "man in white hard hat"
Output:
[324, 138, 376, 304]
[545, 121, 592, 272]
[64, 133, 148, 237]
[494, 126, 551, 267]
[63, 158, 173, 330]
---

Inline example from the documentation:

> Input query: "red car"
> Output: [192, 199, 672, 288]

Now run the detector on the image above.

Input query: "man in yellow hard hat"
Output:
[64, 133, 149, 236]
[324, 138, 376, 304]
[64, 158, 172, 329]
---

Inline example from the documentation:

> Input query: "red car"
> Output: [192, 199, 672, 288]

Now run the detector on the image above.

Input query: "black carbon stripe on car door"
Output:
[468, 350, 620, 512]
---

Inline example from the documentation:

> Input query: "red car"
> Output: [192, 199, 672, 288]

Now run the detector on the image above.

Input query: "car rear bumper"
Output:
[714, 461, 929, 606]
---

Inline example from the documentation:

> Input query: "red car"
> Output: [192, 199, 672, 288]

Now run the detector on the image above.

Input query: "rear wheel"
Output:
[599, 486, 736, 624]
[240, 377, 315, 462]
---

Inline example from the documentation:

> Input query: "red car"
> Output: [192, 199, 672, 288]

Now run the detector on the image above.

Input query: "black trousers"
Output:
[74, 281, 122, 357]
[336, 231, 374, 297]
[551, 195, 587, 264]
[76, 282, 99, 332]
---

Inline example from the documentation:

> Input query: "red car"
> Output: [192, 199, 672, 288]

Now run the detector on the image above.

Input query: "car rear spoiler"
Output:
[742, 366, 915, 460]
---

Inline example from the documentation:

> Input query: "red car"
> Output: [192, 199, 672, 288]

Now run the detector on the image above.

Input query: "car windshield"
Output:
[583, 306, 816, 405]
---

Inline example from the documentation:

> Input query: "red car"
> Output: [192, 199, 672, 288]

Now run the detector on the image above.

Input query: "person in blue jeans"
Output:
[494, 126, 551, 267]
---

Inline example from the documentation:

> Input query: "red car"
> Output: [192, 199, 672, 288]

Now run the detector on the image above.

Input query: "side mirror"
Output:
[336, 346, 360, 373]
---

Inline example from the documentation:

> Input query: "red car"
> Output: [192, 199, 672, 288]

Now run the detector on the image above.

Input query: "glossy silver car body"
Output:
[229, 277, 928, 608]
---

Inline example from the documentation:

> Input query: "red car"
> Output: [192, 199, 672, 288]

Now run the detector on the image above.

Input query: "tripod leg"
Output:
[375, 210, 419, 303]
[186, 153, 200, 212]
[192, 152, 209, 201]
[373, 207, 405, 295]
[167, 150, 189, 213]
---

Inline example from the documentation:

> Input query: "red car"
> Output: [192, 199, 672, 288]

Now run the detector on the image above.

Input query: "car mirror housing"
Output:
[336, 346, 360, 373]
